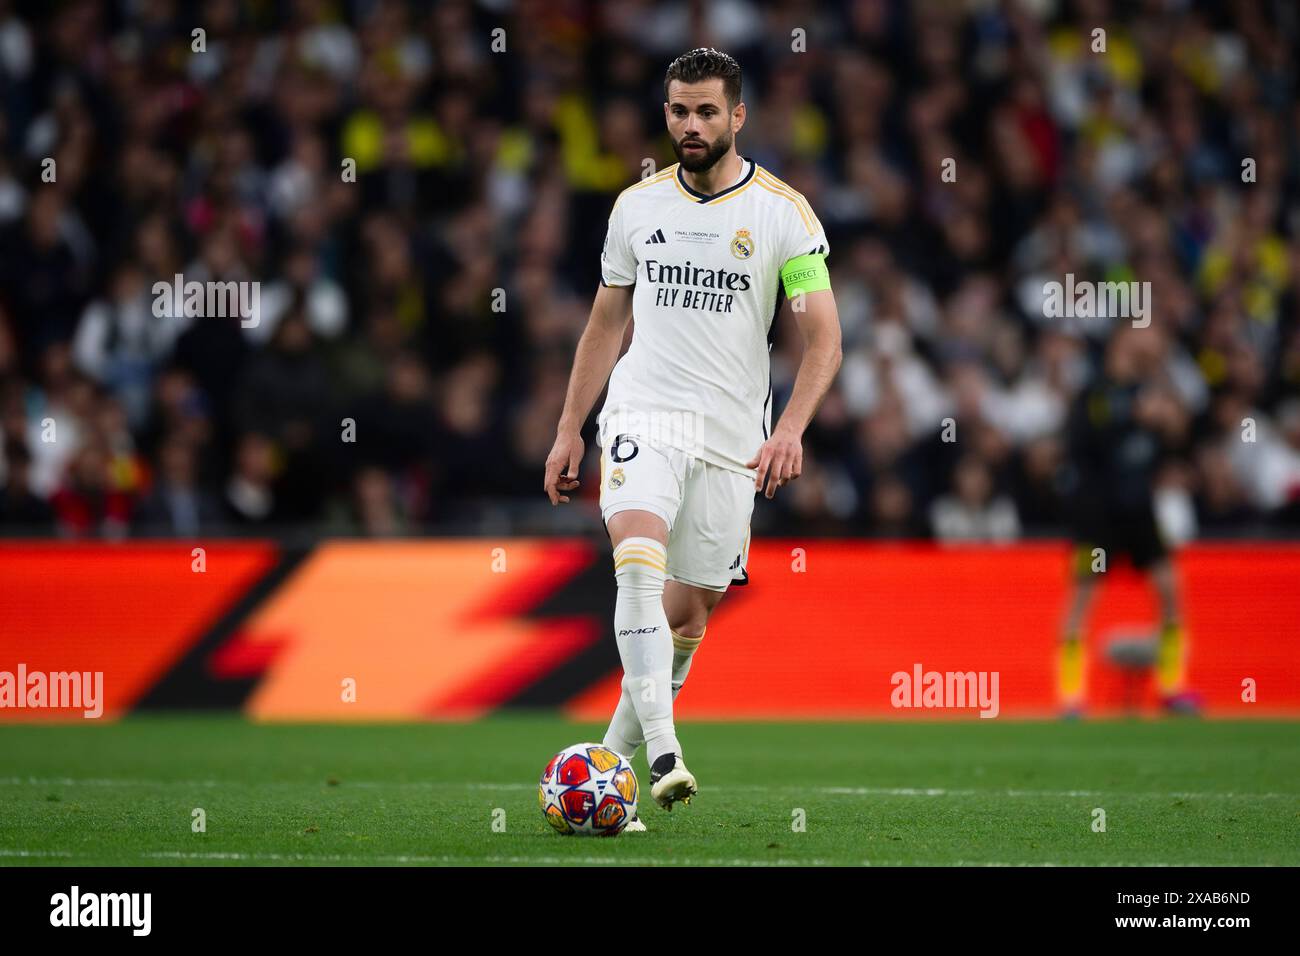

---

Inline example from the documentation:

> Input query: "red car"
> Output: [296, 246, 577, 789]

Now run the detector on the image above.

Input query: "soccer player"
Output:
[1057, 326, 1200, 716]
[543, 48, 842, 826]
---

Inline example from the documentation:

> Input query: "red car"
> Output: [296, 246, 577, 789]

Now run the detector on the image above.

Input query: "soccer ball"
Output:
[538, 742, 638, 836]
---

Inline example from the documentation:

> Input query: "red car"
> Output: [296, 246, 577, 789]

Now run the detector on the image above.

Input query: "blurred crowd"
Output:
[1, 0, 1298, 541]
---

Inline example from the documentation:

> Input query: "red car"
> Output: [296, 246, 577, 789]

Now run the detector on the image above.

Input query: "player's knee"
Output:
[668, 617, 707, 641]
[612, 536, 667, 597]
[666, 584, 723, 638]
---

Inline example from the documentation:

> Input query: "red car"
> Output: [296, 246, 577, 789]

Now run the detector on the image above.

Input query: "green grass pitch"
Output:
[1, 716, 1297, 866]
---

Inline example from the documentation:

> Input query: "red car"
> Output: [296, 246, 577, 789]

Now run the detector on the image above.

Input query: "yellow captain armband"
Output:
[780, 254, 831, 298]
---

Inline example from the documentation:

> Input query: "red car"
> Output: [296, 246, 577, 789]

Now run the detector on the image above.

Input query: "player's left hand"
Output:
[745, 429, 802, 499]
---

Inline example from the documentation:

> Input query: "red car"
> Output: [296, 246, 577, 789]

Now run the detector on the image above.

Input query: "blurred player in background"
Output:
[1058, 325, 1201, 716]
[544, 48, 842, 824]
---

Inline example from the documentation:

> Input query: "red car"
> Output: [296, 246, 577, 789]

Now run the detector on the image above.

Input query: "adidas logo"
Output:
[644, 228, 667, 244]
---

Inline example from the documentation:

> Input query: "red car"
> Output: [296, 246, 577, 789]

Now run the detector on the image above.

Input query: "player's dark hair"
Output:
[664, 48, 742, 109]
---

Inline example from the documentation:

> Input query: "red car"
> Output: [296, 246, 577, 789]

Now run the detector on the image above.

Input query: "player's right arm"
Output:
[543, 282, 634, 505]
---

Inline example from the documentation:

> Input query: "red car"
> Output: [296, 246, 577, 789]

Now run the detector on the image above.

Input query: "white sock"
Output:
[602, 685, 644, 759]
[608, 537, 679, 767]
[670, 627, 704, 697]
[604, 626, 703, 756]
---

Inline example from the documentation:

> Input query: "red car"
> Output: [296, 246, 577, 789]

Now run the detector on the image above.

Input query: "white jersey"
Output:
[598, 158, 830, 477]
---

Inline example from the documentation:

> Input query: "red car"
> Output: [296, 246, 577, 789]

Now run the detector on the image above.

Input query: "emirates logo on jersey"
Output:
[642, 258, 749, 313]
[730, 228, 755, 260]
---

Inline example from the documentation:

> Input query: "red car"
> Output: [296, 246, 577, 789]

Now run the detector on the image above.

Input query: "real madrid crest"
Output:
[730, 228, 754, 259]
[608, 467, 625, 490]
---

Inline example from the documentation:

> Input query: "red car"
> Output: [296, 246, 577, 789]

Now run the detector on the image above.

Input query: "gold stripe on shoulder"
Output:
[755, 169, 812, 211]
[755, 167, 813, 210]
[755, 172, 814, 234]
[621, 166, 676, 195]
[614, 165, 678, 206]
[755, 168, 815, 218]
[755, 168, 816, 225]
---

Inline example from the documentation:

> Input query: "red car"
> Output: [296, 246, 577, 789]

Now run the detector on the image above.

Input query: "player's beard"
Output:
[672, 129, 733, 173]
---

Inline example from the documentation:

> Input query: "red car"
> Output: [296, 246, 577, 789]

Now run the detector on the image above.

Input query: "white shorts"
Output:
[598, 432, 754, 592]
